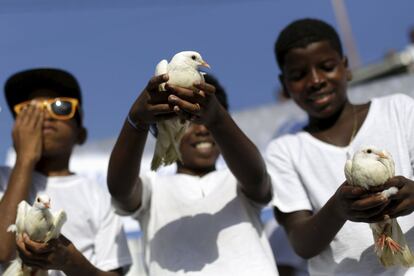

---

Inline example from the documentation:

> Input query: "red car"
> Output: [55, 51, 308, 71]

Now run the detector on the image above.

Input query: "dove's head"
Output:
[34, 194, 51, 209]
[171, 51, 210, 70]
[355, 146, 392, 162]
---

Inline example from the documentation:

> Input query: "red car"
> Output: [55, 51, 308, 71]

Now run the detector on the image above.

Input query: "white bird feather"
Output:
[4, 194, 67, 276]
[345, 145, 414, 267]
[151, 51, 210, 170]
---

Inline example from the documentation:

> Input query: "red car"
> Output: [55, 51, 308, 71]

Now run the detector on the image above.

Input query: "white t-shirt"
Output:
[116, 169, 278, 276]
[0, 167, 132, 275]
[266, 94, 414, 276]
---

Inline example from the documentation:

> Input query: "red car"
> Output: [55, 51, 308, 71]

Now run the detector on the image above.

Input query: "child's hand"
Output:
[12, 103, 43, 165]
[166, 81, 222, 127]
[333, 182, 390, 223]
[375, 176, 414, 218]
[128, 74, 176, 127]
[16, 233, 72, 271]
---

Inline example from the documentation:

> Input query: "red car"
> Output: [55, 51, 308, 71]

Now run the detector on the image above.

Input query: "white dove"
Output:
[151, 51, 210, 170]
[345, 145, 414, 267]
[4, 194, 67, 276]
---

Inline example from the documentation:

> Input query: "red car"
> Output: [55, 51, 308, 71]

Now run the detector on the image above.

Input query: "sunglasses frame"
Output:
[13, 97, 79, 120]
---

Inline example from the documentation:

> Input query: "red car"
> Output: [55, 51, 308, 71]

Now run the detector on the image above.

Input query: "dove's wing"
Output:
[344, 160, 353, 185]
[10, 201, 31, 234]
[44, 210, 67, 242]
[155, 59, 168, 76]
[155, 59, 168, 91]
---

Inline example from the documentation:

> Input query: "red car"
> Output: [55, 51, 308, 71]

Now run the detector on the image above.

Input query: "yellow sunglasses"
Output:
[14, 97, 79, 120]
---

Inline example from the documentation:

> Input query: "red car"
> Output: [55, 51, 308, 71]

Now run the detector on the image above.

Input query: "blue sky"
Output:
[1, 0, 414, 161]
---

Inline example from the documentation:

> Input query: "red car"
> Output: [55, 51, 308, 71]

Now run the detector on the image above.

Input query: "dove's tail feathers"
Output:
[151, 120, 187, 171]
[3, 258, 27, 276]
[151, 155, 162, 171]
[151, 143, 182, 171]
[372, 219, 414, 267]
[4, 258, 48, 276]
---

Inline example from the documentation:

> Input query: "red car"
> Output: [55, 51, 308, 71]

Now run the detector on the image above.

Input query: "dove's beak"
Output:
[377, 151, 387, 159]
[200, 60, 210, 69]
[44, 202, 50, 209]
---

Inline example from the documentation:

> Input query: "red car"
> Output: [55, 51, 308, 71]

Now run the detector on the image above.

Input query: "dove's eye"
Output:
[367, 149, 372, 154]
[191, 55, 196, 60]
[37, 198, 40, 202]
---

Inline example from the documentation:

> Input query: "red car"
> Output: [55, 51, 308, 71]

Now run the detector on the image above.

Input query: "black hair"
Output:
[274, 18, 343, 70]
[204, 74, 229, 111]
[4, 68, 84, 126]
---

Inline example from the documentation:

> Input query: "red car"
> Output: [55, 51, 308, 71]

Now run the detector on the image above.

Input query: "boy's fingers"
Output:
[146, 74, 168, 92]
[167, 84, 206, 104]
[350, 195, 388, 211]
[172, 106, 192, 121]
[340, 185, 367, 199]
[23, 234, 53, 254]
[148, 104, 175, 115]
[194, 82, 216, 95]
[349, 203, 388, 220]
[169, 96, 202, 116]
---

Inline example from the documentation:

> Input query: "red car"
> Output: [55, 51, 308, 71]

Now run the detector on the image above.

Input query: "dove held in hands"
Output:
[151, 51, 210, 170]
[345, 146, 414, 267]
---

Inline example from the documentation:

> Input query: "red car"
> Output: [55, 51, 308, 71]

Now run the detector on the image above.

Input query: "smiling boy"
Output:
[266, 18, 414, 275]
[108, 74, 277, 275]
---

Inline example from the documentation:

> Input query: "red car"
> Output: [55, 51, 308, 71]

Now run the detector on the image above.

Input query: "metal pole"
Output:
[331, 0, 361, 68]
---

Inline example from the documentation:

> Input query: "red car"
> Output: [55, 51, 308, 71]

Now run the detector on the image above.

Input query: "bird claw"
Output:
[386, 237, 403, 254]
[377, 234, 386, 251]
[377, 234, 403, 254]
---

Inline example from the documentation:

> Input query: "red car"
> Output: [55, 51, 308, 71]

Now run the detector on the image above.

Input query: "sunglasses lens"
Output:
[51, 100, 73, 116]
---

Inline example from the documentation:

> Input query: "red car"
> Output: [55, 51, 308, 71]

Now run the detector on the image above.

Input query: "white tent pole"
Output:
[331, 0, 361, 68]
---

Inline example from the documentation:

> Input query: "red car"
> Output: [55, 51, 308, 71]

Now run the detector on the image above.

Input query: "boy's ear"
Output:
[76, 127, 87, 145]
[279, 73, 290, 99]
[343, 56, 353, 81]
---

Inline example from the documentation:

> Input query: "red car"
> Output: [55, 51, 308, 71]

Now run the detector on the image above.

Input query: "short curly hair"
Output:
[275, 18, 343, 70]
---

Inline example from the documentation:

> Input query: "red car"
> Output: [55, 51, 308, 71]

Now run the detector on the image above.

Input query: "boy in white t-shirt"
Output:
[108, 74, 277, 275]
[266, 18, 414, 275]
[0, 68, 132, 275]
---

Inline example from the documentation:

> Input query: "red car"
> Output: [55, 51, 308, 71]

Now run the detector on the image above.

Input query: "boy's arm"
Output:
[0, 105, 43, 262]
[276, 182, 390, 259]
[208, 106, 271, 203]
[167, 82, 272, 204]
[16, 234, 123, 276]
[107, 74, 174, 213]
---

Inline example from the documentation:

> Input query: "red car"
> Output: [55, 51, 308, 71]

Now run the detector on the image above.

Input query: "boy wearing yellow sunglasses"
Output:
[0, 68, 132, 275]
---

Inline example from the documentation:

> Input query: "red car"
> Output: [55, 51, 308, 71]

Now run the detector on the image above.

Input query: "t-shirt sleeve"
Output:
[112, 171, 153, 220]
[265, 137, 313, 213]
[397, 94, 414, 172]
[94, 188, 132, 272]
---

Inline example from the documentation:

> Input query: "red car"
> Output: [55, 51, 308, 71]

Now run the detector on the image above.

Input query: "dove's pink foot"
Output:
[385, 237, 403, 254]
[376, 234, 386, 250]
[377, 234, 403, 254]
[376, 234, 403, 254]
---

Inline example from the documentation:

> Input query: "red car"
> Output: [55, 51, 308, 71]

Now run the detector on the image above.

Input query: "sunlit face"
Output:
[178, 123, 220, 174]
[280, 41, 351, 119]
[26, 89, 83, 158]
